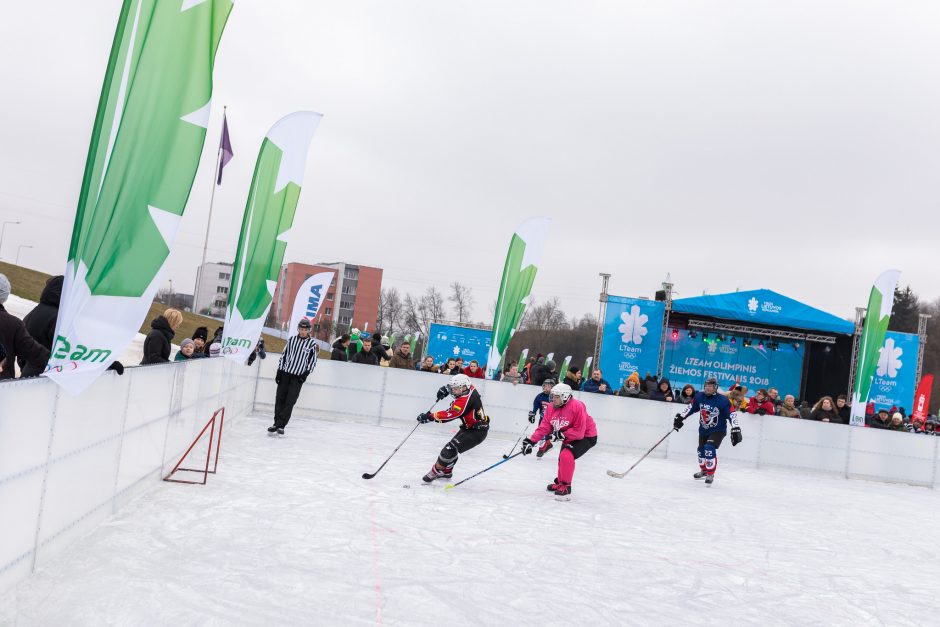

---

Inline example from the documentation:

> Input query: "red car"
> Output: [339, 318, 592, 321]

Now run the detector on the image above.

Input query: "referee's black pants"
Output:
[273, 370, 305, 429]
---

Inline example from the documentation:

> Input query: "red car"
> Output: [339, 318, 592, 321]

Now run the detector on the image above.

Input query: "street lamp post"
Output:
[15, 245, 33, 266]
[0, 221, 21, 261]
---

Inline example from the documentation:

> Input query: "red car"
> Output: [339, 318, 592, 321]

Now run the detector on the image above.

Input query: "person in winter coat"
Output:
[642, 373, 659, 396]
[746, 389, 776, 416]
[521, 382, 599, 500]
[562, 366, 582, 391]
[191, 327, 209, 357]
[582, 368, 613, 394]
[725, 384, 749, 412]
[174, 339, 197, 361]
[439, 357, 460, 376]
[648, 378, 674, 402]
[203, 326, 223, 356]
[530, 359, 557, 386]
[463, 359, 485, 379]
[351, 337, 379, 365]
[675, 383, 695, 405]
[810, 396, 841, 423]
[419, 356, 440, 373]
[22, 275, 63, 351]
[246, 338, 267, 366]
[141, 308, 182, 365]
[501, 362, 523, 384]
[835, 395, 851, 423]
[0, 273, 50, 379]
[389, 342, 416, 369]
[371, 332, 392, 364]
[888, 412, 907, 431]
[925, 420, 937, 436]
[331, 334, 350, 361]
[776, 395, 801, 418]
[766, 387, 782, 408]
[868, 408, 891, 429]
[616, 372, 648, 399]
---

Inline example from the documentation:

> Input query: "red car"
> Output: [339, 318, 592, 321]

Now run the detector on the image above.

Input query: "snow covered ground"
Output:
[2, 414, 938, 626]
[4, 294, 150, 369]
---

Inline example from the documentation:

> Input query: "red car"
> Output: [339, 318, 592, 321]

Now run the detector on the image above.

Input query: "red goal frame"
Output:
[163, 407, 225, 485]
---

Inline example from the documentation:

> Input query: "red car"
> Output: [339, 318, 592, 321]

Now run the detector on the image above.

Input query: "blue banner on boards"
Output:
[598, 296, 665, 389]
[869, 331, 918, 412]
[427, 323, 492, 367]
[662, 331, 804, 397]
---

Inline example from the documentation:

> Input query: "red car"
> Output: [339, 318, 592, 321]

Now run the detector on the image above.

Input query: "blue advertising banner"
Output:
[663, 330, 804, 397]
[869, 331, 919, 412]
[427, 323, 492, 367]
[598, 296, 665, 389]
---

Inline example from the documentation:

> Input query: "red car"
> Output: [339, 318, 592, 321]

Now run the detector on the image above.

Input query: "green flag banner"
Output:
[849, 269, 901, 426]
[48, 0, 233, 393]
[559, 355, 572, 381]
[222, 112, 323, 363]
[485, 217, 551, 378]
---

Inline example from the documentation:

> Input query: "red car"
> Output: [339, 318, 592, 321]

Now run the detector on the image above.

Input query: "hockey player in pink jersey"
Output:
[521, 383, 598, 500]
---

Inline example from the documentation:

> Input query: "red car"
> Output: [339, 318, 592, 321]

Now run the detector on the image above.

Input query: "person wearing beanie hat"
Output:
[530, 358, 556, 386]
[616, 371, 649, 399]
[208, 341, 222, 357]
[0, 273, 51, 379]
[869, 407, 892, 429]
[191, 326, 209, 357]
[174, 338, 196, 361]
[888, 412, 907, 432]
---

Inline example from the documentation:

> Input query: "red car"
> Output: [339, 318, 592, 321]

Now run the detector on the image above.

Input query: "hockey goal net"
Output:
[163, 407, 225, 485]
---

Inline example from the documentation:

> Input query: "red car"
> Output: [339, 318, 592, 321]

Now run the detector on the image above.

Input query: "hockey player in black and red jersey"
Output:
[417, 373, 490, 483]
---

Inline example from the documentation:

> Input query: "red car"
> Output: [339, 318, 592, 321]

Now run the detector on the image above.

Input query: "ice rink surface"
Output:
[2, 414, 939, 626]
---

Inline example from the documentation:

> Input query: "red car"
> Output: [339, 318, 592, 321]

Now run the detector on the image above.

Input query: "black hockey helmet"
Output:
[703, 377, 719, 392]
[297, 318, 312, 330]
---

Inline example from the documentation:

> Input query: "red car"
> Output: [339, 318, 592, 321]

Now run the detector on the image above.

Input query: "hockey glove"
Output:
[673, 413, 686, 431]
[551, 429, 566, 442]
[730, 426, 742, 446]
[520, 438, 535, 455]
[417, 412, 434, 424]
[527, 411, 537, 424]
[756, 408, 766, 416]
[435, 385, 449, 401]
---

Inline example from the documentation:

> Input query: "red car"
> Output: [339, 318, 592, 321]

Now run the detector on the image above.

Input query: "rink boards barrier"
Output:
[254, 358, 940, 489]
[3, 357, 939, 594]
[0, 358, 255, 594]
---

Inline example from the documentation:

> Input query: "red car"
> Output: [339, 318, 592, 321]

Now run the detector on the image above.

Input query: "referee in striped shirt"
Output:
[268, 318, 319, 435]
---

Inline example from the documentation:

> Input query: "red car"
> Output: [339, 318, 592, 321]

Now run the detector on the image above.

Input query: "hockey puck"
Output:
[402, 484, 410, 489]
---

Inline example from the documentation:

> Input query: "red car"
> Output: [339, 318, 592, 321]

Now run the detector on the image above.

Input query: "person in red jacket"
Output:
[463, 359, 485, 379]
[746, 389, 776, 416]
[521, 383, 598, 500]
[417, 374, 489, 482]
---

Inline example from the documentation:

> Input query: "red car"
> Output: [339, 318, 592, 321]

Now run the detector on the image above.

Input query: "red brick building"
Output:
[270, 261, 383, 338]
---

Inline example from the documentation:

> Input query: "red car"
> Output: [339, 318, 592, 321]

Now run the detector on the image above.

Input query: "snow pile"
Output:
[1, 414, 938, 624]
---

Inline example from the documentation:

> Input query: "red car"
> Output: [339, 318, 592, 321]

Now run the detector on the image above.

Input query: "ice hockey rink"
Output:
[2, 412, 938, 626]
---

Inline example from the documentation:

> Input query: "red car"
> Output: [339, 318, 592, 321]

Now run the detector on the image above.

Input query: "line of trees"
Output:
[888, 285, 940, 414]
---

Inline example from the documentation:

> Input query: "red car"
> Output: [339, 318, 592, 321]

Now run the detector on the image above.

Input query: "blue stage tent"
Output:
[671, 289, 855, 335]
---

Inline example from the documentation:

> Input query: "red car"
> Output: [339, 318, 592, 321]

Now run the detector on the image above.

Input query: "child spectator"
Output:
[192, 327, 209, 357]
[175, 339, 196, 361]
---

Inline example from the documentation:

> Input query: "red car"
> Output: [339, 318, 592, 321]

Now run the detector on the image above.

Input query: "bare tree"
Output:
[448, 282, 475, 323]
[401, 287, 447, 339]
[378, 287, 403, 335]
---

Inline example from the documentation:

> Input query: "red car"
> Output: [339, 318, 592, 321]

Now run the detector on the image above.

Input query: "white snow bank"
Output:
[1, 414, 937, 625]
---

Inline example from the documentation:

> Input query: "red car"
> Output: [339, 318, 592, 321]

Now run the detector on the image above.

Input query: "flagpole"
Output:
[195, 105, 226, 315]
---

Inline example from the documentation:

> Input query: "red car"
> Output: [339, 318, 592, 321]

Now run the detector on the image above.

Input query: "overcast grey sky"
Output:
[1, 0, 939, 322]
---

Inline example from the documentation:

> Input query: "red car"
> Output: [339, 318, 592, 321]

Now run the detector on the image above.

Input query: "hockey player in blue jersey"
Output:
[673, 377, 742, 486]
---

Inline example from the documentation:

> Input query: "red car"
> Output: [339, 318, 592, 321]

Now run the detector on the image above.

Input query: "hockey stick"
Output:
[502, 422, 531, 459]
[361, 400, 437, 480]
[444, 452, 524, 491]
[606, 428, 674, 479]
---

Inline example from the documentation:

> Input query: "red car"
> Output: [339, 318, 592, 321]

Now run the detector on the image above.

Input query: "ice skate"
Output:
[705, 475, 714, 486]
[536, 441, 553, 458]
[267, 425, 278, 434]
[546, 477, 560, 492]
[553, 481, 572, 501]
[422, 466, 445, 483]
[693, 470, 707, 480]
[276, 427, 284, 435]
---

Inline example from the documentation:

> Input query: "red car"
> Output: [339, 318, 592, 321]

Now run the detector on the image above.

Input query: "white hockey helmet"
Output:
[550, 383, 573, 407]
[448, 374, 472, 396]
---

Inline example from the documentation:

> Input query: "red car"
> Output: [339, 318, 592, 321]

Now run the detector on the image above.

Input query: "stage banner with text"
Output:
[428, 323, 492, 367]
[663, 330, 804, 396]
[598, 296, 665, 389]
[868, 331, 919, 412]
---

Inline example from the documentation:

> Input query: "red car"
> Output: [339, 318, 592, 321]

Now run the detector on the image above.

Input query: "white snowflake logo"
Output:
[452, 345, 460, 356]
[876, 338, 903, 378]
[618, 305, 649, 345]
[747, 297, 759, 313]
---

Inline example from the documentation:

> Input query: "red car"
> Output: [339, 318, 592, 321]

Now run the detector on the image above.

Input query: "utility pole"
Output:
[592, 273, 611, 369]
[656, 277, 674, 378]
[846, 306, 866, 399]
[915, 312, 931, 385]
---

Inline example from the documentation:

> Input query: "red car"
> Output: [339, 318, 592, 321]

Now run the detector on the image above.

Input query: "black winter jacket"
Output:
[19, 275, 63, 377]
[331, 339, 348, 362]
[0, 303, 50, 379]
[351, 348, 379, 366]
[141, 316, 175, 365]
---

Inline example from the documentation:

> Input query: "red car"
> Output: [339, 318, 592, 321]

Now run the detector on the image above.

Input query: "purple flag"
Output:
[216, 113, 233, 185]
